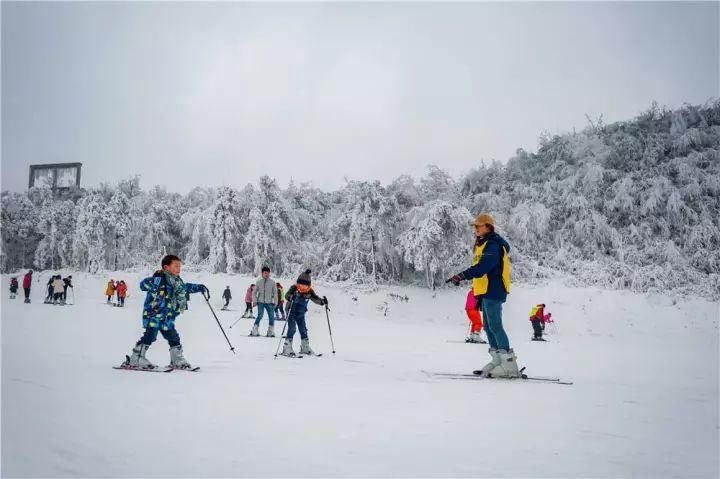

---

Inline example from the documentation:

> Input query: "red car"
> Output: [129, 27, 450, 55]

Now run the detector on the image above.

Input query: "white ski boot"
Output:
[488, 349, 521, 378]
[249, 324, 260, 337]
[280, 340, 295, 357]
[126, 343, 157, 369]
[266, 325, 275, 337]
[465, 332, 483, 343]
[473, 348, 501, 376]
[169, 345, 192, 369]
[300, 339, 315, 355]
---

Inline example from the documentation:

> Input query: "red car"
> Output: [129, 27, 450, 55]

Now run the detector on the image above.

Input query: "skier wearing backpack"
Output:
[120, 254, 209, 370]
[447, 213, 517, 378]
[529, 304, 546, 341]
[280, 269, 327, 357]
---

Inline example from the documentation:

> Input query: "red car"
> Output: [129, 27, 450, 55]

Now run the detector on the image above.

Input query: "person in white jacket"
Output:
[52, 275, 65, 305]
[249, 266, 278, 337]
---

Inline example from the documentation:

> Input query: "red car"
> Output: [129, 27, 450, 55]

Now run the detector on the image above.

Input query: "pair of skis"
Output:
[113, 365, 200, 373]
[427, 367, 573, 385]
[279, 352, 323, 359]
[113, 355, 200, 372]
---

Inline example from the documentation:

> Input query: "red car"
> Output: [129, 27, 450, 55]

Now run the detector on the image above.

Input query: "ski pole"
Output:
[323, 297, 336, 355]
[273, 320, 289, 360]
[274, 297, 294, 359]
[202, 290, 235, 354]
[229, 316, 243, 329]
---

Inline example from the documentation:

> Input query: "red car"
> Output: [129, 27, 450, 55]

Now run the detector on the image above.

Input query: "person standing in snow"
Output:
[242, 284, 255, 318]
[529, 303, 546, 341]
[45, 276, 54, 303]
[465, 288, 485, 343]
[274, 282, 286, 320]
[52, 275, 65, 304]
[222, 286, 232, 310]
[9, 277, 19, 299]
[281, 269, 327, 357]
[250, 266, 278, 337]
[22, 270, 33, 303]
[116, 280, 127, 307]
[105, 279, 116, 304]
[62, 276, 73, 303]
[447, 213, 518, 378]
[120, 254, 209, 370]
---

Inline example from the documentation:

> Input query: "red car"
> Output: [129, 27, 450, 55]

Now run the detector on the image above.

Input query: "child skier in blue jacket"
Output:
[121, 254, 208, 370]
[280, 269, 327, 357]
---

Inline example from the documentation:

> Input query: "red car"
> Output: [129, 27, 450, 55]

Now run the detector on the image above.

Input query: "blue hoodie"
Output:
[460, 232, 511, 303]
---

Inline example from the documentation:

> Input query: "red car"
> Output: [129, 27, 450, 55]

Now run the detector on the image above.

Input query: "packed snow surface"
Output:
[2, 272, 718, 477]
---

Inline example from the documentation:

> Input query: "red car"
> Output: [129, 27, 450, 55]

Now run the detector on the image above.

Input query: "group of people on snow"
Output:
[236, 279, 286, 321]
[11, 211, 548, 378]
[105, 279, 128, 307]
[45, 275, 73, 305]
[120, 255, 329, 370]
[8, 270, 73, 305]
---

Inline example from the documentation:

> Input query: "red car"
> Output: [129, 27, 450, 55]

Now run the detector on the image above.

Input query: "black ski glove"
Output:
[322, 296, 329, 307]
[446, 273, 465, 286]
[199, 284, 209, 297]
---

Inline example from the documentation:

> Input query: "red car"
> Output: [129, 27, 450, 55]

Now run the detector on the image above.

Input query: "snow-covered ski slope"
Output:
[2, 272, 718, 477]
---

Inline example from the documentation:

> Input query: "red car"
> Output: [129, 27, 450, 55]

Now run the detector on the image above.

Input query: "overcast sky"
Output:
[2, 1, 718, 193]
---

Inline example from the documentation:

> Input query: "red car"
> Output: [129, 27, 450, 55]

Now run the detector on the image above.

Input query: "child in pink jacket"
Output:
[241, 284, 255, 318]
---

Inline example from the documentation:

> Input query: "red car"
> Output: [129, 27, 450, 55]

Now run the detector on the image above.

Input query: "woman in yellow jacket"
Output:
[105, 280, 116, 304]
[447, 213, 518, 378]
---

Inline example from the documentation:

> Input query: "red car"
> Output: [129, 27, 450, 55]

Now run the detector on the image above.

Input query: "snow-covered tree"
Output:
[206, 186, 244, 273]
[397, 201, 473, 288]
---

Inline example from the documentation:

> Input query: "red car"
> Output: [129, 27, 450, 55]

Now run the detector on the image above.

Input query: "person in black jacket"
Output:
[222, 286, 232, 310]
[62, 276, 73, 303]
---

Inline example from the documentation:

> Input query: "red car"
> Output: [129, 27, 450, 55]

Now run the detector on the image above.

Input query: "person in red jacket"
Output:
[22, 270, 33, 303]
[465, 289, 485, 343]
[116, 281, 128, 307]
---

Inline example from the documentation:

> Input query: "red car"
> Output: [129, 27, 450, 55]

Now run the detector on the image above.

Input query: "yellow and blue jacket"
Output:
[460, 232, 511, 303]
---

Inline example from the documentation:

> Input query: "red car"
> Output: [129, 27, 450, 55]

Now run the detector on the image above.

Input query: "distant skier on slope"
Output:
[22, 270, 33, 303]
[105, 279, 116, 304]
[241, 284, 255, 318]
[119, 254, 209, 370]
[9, 277, 19, 299]
[222, 286, 232, 310]
[529, 303, 546, 341]
[447, 213, 518, 378]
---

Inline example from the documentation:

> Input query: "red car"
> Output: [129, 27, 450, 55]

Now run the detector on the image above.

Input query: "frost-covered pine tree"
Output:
[324, 181, 401, 286]
[34, 198, 76, 270]
[72, 193, 108, 273]
[397, 201, 473, 288]
[241, 176, 297, 275]
[206, 186, 244, 273]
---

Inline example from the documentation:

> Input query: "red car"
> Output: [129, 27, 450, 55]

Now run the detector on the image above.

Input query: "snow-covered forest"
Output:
[2, 101, 719, 298]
